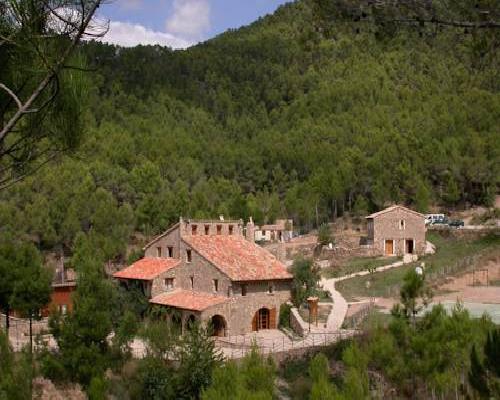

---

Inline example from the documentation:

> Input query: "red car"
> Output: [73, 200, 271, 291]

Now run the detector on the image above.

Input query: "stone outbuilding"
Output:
[250, 218, 293, 243]
[113, 217, 293, 336]
[366, 205, 426, 256]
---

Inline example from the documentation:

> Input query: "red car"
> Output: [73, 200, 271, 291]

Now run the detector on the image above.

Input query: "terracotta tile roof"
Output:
[149, 290, 230, 311]
[113, 258, 180, 281]
[366, 205, 425, 219]
[182, 235, 292, 281]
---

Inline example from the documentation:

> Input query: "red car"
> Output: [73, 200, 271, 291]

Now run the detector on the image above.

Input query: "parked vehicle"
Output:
[448, 219, 464, 228]
[431, 216, 448, 225]
[425, 214, 446, 225]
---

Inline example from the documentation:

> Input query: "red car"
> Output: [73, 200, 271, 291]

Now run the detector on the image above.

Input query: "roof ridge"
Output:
[366, 205, 424, 219]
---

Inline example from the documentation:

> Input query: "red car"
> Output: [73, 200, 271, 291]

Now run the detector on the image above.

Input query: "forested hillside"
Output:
[1, 0, 498, 261]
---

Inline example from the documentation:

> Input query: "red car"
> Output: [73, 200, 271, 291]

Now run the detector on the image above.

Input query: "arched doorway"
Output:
[186, 314, 196, 331]
[253, 308, 273, 331]
[171, 312, 182, 334]
[210, 315, 226, 337]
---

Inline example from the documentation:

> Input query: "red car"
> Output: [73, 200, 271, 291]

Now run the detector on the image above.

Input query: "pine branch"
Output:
[0, 0, 103, 144]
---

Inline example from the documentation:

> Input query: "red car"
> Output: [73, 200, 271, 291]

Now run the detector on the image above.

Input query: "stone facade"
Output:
[118, 217, 293, 336]
[199, 281, 290, 335]
[253, 219, 293, 243]
[366, 205, 426, 256]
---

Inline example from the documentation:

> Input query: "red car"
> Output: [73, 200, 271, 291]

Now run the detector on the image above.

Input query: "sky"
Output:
[94, 0, 291, 49]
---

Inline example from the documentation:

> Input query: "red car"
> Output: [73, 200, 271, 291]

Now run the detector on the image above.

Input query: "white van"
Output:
[425, 214, 445, 225]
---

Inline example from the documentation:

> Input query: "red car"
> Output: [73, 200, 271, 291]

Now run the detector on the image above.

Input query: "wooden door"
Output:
[252, 312, 258, 331]
[258, 308, 270, 330]
[385, 240, 393, 256]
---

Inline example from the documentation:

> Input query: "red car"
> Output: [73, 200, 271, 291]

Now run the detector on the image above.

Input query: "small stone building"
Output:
[366, 205, 426, 256]
[251, 218, 293, 243]
[113, 217, 293, 336]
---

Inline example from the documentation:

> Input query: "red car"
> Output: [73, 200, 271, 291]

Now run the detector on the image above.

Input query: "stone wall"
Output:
[144, 226, 181, 259]
[290, 307, 307, 336]
[180, 218, 244, 237]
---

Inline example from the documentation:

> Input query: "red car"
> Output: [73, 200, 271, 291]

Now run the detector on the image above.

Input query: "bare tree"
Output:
[0, 0, 107, 189]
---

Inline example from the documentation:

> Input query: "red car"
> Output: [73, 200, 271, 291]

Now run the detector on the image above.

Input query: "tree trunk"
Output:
[29, 314, 33, 354]
[315, 202, 319, 228]
[5, 306, 9, 334]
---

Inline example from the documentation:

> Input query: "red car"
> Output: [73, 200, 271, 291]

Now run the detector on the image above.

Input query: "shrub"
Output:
[317, 223, 332, 246]
[279, 303, 292, 329]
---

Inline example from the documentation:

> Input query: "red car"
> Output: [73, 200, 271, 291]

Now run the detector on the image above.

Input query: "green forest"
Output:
[1, 0, 498, 262]
[1, 1, 500, 398]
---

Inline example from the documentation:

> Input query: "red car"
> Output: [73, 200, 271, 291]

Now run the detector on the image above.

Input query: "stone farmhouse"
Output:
[366, 205, 426, 256]
[113, 218, 293, 336]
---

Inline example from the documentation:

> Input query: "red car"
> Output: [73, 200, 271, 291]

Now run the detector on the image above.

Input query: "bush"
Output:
[291, 258, 320, 307]
[279, 303, 292, 329]
[39, 349, 67, 383]
[317, 223, 332, 246]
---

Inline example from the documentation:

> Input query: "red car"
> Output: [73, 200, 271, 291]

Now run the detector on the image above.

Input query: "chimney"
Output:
[245, 217, 255, 242]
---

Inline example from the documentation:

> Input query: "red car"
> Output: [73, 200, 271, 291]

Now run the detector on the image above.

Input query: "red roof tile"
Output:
[150, 290, 230, 311]
[113, 258, 180, 281]
[182, 235, 292, 281]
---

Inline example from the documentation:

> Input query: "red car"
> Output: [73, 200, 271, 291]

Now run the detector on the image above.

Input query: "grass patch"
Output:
[316, 288, 333, 303]
[337, 232, 500, 301]
[337, 264, 414, 301]
[322, 256, 400, 279]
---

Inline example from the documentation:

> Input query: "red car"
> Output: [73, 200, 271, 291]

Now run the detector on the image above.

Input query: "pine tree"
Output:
[46, 233, 115, 388]
[176, 324, 224, 399]
[468, 345, 489, 398]
[10, 251, 51, 354]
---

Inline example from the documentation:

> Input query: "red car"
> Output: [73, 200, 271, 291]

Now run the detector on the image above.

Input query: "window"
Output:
[165, 278, 174, 290]
[156, 247, 162, 257]
[399, 220, 405, 230]
[205, 225, 210, 235]
[216, 225, 222, 235]
[262, 230, 266, 236]
[268, 282, 274, 294]
[167, 246, 173, 257]
[190, 276, 194, 289]
[186, 249, 192, 263]
[59, 304, 67, 315]
[241, 284, 247, 297]
[228, 225, 233, 235]
[213, 279, 219, 292]
[192, 225, 197, 235]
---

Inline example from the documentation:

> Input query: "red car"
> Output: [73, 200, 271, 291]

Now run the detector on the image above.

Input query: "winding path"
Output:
[319, 259, 408, 330]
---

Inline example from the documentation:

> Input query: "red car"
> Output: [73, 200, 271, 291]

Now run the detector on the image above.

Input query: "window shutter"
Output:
[270, 307, 277, 329]
[252, 311, 257, 331]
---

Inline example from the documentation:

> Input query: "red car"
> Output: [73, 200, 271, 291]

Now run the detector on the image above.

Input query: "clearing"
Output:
[336, 232, 500, 304]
